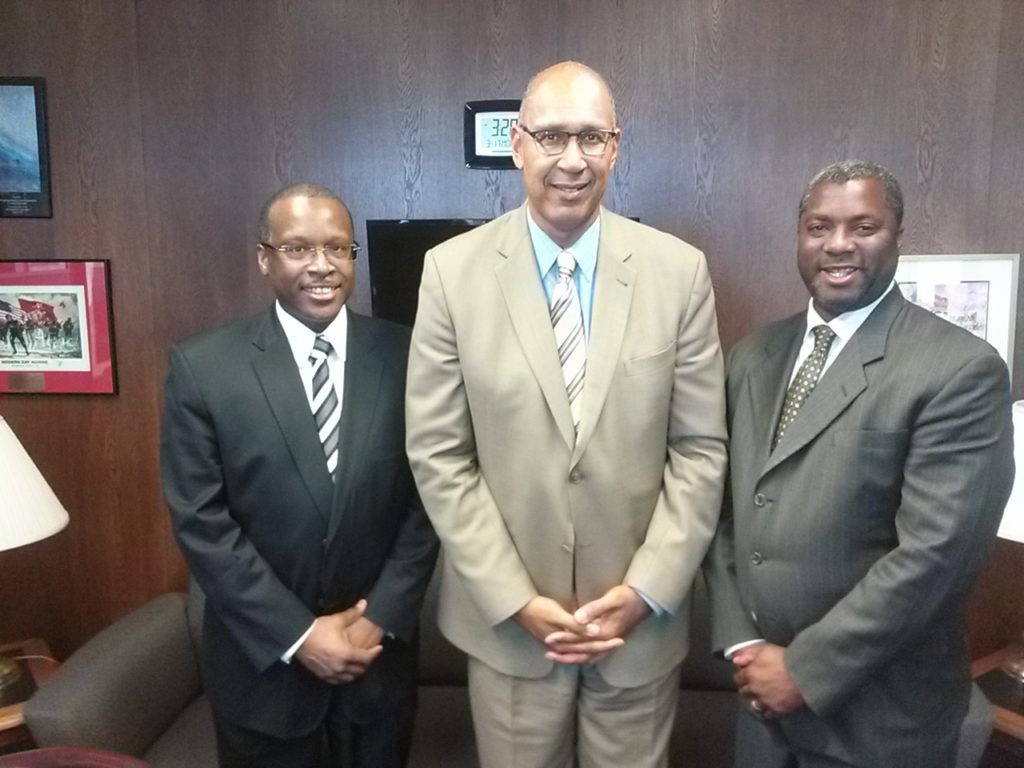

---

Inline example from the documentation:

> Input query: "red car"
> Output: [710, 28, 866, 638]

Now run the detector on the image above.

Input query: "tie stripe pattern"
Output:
[310, 335, 341, 478]
[772, 325, 836, 451]
[550, 251, 586, 434]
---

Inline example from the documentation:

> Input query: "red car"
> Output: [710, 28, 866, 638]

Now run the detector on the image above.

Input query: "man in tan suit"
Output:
[406, 61, 728, 767]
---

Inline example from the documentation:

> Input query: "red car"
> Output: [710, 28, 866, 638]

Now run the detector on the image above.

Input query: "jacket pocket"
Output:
[624, 341, 675, 377]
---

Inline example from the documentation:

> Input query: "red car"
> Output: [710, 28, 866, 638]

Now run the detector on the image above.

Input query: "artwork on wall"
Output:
[896, 253, 1019, 376]
[0, 260, 117, 394]
[0, 77, 52, 218]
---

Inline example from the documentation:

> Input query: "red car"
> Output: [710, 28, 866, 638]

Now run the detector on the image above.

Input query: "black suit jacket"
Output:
[161, 306, 438, 738]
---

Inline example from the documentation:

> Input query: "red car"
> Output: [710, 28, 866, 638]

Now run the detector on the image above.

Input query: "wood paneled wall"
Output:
[1, 0, 1022, 660]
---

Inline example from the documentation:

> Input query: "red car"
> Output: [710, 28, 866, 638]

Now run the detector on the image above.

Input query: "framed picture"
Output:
[0, 77, 52, 218]
[0, 260, 117, 394]
[895, 253, 1019, 373]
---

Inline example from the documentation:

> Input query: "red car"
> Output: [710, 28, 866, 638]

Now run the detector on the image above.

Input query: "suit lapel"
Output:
[495, 206, 577, 450]
[250, 309, 335, 522]
[741, 320, 803, 475]
[762, 290, 904, 476]
[573, 209, 635, 461]
[326, 311, 383, 543]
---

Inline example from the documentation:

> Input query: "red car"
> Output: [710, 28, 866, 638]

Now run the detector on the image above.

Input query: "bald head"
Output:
[511, 61, 620, 248]
[519, 61, 617, 129]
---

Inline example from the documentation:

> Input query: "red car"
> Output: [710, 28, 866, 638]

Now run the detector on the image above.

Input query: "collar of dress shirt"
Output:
[274, 301, 349, 368]
[526, 205, 599, 287]
[803, 280, 897, 347]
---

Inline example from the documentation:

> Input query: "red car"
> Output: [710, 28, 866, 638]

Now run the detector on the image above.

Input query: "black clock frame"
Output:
[463, 99, 521, 170]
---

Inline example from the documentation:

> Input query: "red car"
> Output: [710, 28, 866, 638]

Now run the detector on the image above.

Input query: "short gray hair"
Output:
[257, 183, 350, 241]
[798, 161, 904, 227]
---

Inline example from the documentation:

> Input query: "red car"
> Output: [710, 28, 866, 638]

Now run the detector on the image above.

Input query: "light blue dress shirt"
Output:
[526, 207, 599, 339]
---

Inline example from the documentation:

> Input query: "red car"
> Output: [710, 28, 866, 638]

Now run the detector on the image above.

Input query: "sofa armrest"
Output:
[25, 593, 202, 757]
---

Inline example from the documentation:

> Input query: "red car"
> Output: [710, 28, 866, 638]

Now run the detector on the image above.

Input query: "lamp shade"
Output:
[997, 401, 1024, 544]
[0, 414, 69, 552]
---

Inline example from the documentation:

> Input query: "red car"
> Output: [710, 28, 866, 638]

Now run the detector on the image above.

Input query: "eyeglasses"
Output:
[519, 127, 619, 156]
[259, 242, 361, 261]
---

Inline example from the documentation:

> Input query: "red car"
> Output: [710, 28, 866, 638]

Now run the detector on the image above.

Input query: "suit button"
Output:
[569, 470, 582, 483]
[750, 552, 763, 565]
[753, 493, 767, 507]
[321, 538, 327, 547]
[560, 543, 572, 554]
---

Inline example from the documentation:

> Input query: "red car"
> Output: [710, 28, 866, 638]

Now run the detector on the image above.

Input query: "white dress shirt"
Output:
[274, 301, 348, 661]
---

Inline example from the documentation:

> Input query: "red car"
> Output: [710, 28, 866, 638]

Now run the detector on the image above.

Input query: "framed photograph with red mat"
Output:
[0, 260, 116, 394]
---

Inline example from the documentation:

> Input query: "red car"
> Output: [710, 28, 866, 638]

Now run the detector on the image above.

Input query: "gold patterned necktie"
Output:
[549, 251, 586, 435]
[310, 335, 340, 479]
[772, 325, 836, 451]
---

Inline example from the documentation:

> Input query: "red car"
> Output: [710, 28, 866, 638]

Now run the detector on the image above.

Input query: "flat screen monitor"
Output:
[367, 218, 488, 327]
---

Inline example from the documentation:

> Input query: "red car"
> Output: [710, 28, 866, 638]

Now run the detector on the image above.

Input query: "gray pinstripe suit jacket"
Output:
[706, 288, 1013, 766]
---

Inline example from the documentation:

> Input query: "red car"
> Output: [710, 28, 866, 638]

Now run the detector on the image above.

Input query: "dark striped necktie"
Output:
[550, 251, 586, 436]
[309, 335, 340, 479]
[772, 325, 835, 451]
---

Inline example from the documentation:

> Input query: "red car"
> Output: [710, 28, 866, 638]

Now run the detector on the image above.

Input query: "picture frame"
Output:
[0, 77, 52, 218]
[895, 253, 1019, 374]
[0, 260, 117, 394]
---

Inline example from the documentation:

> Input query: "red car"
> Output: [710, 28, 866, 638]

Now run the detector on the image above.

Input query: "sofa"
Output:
[24, 564, 738, 767]
[23, 564, 992, 767]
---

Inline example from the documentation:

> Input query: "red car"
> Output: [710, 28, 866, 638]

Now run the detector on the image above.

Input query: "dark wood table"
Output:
[972, 642, 1024, 767]
[0, 639, 58, 754]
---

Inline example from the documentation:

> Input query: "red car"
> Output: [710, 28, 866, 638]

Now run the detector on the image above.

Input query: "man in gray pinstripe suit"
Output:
[705, 160, 1014, 767]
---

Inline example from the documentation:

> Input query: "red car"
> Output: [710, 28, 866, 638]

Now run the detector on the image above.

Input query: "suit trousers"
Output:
[213, 686, 415, 768]
[467, 655, 682, 768]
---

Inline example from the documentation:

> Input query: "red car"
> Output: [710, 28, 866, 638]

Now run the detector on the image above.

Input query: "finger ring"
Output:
[751, 700, 764, 713]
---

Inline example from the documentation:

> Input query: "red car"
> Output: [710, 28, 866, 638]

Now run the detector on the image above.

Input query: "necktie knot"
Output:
[311, 335, 333, 361]
[556, 251, 577, 280]
[811, 325, 835, 352]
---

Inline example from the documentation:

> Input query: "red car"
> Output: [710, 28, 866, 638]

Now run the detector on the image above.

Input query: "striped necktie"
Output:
[772, 325, 835, 451]
[309, 335, 341, 479]
[550, 251, 586, 435]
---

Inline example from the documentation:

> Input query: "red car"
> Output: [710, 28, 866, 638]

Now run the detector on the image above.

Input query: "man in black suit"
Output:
[161, 183, 438, 768]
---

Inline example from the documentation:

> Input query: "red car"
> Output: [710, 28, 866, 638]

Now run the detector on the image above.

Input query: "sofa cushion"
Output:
[144, 696, 217, 768]
[407, 685, 477, 768]
[25, 593, 202, 757]
[670, 690, 737, 766]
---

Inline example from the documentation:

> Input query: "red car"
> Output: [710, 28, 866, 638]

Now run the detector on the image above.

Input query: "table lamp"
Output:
[998, 401, 1024, 681]
[0, 414, 69, 691]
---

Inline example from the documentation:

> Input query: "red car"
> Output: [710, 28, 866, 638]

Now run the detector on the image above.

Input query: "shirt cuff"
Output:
[723, 638, 765, 660]
[281, 620, 316, 663]
[633, 587, 666, 617]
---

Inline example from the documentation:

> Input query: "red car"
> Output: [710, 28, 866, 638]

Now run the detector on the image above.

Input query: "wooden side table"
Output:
[972, 642, 1024, 767]
[0, 639, 58, 754]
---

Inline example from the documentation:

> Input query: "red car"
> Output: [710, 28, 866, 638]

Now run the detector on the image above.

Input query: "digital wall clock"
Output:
[463, 99, 521, 170]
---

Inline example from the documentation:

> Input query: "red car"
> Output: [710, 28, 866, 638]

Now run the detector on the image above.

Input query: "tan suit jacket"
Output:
[406, 205, 728, 687]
